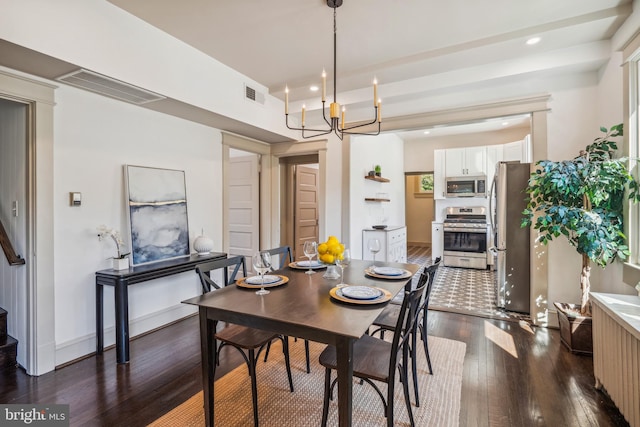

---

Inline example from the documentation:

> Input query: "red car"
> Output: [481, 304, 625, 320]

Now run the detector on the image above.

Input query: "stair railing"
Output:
[0, 218, 25, 266]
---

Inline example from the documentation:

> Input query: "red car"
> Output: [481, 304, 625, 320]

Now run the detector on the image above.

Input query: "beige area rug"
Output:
[149, 336, 466, 427]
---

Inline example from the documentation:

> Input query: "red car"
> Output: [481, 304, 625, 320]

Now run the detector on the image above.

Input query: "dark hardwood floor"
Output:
[0, 311, 628, 426]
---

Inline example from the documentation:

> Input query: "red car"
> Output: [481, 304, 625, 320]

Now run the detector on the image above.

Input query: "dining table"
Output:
[182, 257, 420, 427]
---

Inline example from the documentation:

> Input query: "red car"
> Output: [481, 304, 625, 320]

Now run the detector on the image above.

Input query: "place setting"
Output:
[288, 241, 326, 273]
[329, 285, 392, 305]
[236, 250, 289, 294]
[364, 265, 413, 280]
[327, 248, 392, 305]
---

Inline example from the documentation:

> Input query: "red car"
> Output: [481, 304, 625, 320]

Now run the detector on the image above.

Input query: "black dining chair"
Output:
[195, 255, 295, 427]
[261, 245, 311, 373]
[318, 270, 429, 427]
[369, 257, 441, 406]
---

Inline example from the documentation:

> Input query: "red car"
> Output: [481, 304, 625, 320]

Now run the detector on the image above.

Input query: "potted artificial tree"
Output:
[522, 124, 640, 354]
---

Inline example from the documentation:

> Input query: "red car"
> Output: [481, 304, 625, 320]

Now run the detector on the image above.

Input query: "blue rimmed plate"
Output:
[365, 267, 412, 280]
[341, 285, 383, 300]
[329, 286, 392, 305]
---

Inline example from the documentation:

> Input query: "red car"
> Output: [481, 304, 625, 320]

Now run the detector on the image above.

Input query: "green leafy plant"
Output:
[522, 124, 640, 316]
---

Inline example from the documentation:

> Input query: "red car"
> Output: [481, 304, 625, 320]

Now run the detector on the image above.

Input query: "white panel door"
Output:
[228, 154, 259, 259]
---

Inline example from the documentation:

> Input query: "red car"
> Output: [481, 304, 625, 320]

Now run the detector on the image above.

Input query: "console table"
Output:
[96, 252, 226, 363]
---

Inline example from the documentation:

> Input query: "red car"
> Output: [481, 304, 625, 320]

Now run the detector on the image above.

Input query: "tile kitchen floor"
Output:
[407, 246, 530, 323]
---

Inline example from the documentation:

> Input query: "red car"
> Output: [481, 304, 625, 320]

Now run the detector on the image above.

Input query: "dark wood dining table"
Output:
[182, 258, 419, 427]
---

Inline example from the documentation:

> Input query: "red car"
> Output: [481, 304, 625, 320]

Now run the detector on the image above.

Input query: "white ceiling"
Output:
[0, 1, 631, 141]
[104, 0, 632, 138]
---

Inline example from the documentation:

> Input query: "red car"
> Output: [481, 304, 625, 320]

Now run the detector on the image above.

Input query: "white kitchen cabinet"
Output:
[503, 136, 532, 163]
[431, 222, 443, 261]
[445, 146, 486, 176]
[362, 226, 407, 263]
[433, 149, 446, 199]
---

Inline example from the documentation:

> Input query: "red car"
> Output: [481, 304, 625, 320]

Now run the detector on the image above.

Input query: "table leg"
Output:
[335, 337, 354, 427]
[200, 308, 216, 427]
[114, 278, 130, 364]
[96, 282, 104, 354]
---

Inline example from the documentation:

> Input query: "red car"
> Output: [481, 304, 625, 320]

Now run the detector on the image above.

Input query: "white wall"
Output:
[349, 134, 405, 259]
[53, 84, 223, 364]
[0, 0, 296, 141]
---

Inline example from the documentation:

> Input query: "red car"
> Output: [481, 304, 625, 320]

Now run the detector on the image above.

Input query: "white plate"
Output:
[296, 260, 322, 267]
[340, 286, 384, 300]
[245, 275, 280, 285]
[373, 267, 404, 276]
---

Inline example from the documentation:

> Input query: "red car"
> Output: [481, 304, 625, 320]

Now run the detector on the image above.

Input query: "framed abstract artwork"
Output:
[125, 165, 190, 265]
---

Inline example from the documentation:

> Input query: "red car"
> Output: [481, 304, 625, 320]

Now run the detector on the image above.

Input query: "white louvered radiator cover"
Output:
[591, 293, 640, 427]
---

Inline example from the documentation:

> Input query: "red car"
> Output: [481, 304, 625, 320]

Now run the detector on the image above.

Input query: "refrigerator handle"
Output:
[489, 172, 496, 233]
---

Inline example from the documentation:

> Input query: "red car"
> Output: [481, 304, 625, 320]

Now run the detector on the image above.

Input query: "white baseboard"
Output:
[55, 304, 197, 367]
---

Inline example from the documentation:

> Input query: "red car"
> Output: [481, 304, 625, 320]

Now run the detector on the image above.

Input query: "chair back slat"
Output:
[388, 270, 429, 375]
[196, 255, 247, 293]
[263, 246, 293, 271]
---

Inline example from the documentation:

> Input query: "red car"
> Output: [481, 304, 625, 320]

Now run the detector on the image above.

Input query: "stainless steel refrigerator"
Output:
[489, 162, 531, 313]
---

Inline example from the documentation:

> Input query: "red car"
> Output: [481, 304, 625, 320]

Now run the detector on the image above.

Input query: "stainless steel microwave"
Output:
[445, 175, 486, 197]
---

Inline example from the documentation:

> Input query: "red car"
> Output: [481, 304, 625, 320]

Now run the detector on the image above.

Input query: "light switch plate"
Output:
[70, 192, 82, 206]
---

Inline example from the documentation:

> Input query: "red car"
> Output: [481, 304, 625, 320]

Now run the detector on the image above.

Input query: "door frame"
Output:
[281, 159, 320, 259]
[0, 69, 56, 375]
[221, 133, 271, 252]
[222, 134, 328, 254]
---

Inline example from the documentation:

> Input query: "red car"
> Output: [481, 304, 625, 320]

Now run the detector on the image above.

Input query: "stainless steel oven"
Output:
[443, 206, 488, 269]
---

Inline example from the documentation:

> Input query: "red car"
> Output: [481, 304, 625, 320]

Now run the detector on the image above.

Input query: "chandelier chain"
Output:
[284, 1, 381, 140]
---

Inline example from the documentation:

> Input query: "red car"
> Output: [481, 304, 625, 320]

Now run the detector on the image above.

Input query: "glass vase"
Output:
[323, 264, 340, 279]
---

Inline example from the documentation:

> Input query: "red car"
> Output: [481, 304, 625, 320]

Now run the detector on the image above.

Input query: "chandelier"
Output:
[284, 0, 381, 140]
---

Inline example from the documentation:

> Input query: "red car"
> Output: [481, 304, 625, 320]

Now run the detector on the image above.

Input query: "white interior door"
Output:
[228, 154, 259, 260]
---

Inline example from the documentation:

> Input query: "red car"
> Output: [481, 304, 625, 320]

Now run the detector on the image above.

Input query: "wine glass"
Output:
[303, 241, 318, 275]
[252, 250, 272, 295]
[368, 238, 381, 267]
[336, 249, 351, 288]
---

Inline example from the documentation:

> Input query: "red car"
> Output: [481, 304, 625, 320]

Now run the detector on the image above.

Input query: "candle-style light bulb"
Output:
[285, 86, 289, 114]
[302, 104, 306, 127]
[322, 70, 326, 102]
[341, 106, 346, 130]
[377, 99, 382, 123]
[373, 78, 378, 107]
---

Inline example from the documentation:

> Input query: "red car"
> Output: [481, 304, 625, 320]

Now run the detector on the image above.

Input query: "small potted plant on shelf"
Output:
[97, 225, 130, 270]
[374, 165, 382, 176]
[522, 124, 640, 354]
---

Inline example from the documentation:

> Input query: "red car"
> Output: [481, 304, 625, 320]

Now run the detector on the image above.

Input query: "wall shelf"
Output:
[364, 197, 390, 202]
[364, 175, 390, 183]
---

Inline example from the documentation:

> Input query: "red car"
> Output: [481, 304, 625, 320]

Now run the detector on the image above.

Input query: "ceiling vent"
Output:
[244, 84, 265, 105]
[56, 69, 165, 105]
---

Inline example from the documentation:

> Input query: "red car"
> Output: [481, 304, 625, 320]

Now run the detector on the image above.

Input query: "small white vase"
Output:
[194, 232, 214, 256]
[113, 257, 129, 270]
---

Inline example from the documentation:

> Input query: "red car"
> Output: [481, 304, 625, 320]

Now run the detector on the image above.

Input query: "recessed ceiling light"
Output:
[310, 85, 319, 92]
[424, 131, 430, 134]
[502, 122, 509, 126]
[526, 37, 541, 45]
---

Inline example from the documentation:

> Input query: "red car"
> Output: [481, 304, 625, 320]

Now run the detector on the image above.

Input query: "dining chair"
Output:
[195, 255, 295, 427]
[318, 273, 428, 427]
[261, 245, 311, 374]
[369, 257, 441, 406]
